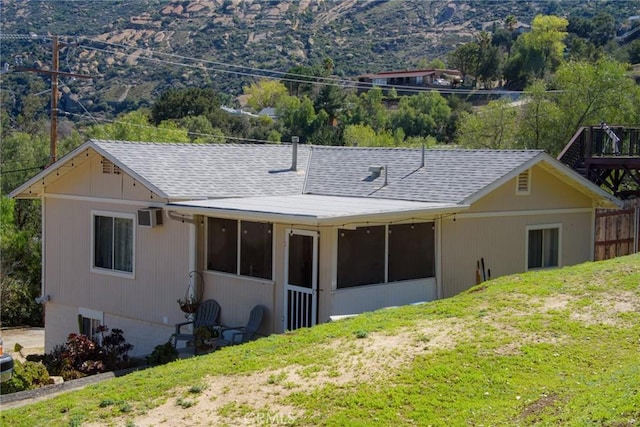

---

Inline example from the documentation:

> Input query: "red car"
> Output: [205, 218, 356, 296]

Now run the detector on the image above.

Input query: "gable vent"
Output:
[102, 158, 121, 175]
[516, 170, 530, 195]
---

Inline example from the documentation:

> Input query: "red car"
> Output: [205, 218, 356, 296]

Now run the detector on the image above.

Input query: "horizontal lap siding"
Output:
[441, 212, 592, 297]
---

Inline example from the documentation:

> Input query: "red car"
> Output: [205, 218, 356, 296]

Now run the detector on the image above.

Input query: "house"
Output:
[10, 140, 621, 357]
[357, 69, 464, 95]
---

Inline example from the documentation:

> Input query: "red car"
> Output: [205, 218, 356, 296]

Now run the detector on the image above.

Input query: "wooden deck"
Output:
[558, 125, 640, 199]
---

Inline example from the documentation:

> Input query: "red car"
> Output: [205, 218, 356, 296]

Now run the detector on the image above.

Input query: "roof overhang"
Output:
[167, 194, 468, 227]
[463, 152, 623, 209]
[9, 139, 169, 199]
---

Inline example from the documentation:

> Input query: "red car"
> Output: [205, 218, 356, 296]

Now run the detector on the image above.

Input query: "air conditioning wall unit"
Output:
[137, 208, 163, 228]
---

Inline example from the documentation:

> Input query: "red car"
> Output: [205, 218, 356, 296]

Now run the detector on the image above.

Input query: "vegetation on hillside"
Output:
[1, 254, 639, 425]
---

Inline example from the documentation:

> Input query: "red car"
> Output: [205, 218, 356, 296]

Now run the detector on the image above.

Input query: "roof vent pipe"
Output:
[384, 164, 388, 186]
[421, 143, 425, 168]
[291, 136, 299, 171]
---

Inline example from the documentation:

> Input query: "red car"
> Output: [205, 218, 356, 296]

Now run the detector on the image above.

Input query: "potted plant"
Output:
[194, 326, 213, 351]
[177, 271, 204, 314]
[177, 297, 200, 314]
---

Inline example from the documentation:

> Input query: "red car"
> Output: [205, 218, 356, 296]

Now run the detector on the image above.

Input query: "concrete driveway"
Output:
[0, 328, 45, 362]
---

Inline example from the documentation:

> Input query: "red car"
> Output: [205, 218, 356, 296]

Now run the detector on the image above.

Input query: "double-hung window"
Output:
[206, 217, 273, 280]
[92, 211, 134, 275]
[527, 225, 561, 270]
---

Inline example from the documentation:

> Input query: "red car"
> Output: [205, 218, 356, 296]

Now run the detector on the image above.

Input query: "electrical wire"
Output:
[60, 110, 275, 144]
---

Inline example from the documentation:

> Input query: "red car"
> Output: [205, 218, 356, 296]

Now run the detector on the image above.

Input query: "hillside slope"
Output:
[2, 0, 639, 106]
[1, 254, 639, 426]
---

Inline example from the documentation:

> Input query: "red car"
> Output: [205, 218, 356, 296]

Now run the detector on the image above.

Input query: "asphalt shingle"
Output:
[91, 140, 310, 199]
[91, 140, 542, 204]
[303, 146, 543, 203]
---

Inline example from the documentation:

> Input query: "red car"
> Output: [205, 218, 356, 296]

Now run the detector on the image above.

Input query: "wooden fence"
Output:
[594, 199, 640, 261]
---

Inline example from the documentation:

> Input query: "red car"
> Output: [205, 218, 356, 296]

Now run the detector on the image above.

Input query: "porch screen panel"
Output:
[207, 217, 237, 273]
[388, 222, 434, 282]
[337, 226, 385, 288]
[240, 221, 273, 280]
[94, 215, 113, 269]
[288, 234, 313, 288]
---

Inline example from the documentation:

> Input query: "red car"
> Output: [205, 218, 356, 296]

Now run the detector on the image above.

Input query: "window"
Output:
[337, 226, 385, 288]
[206, 218, 273, 280]
[527, 226, 560, 270]
[388, 223, 435, 282]
[207, 218, 237, 274]
[79, 308, 103, 343]
[240, 221, 273, 280]
[337, 222, 436, 289]
[92, 212, 134, 274]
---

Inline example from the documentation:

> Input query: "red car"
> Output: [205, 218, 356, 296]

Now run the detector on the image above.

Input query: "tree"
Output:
[178, 115, 225, 143]
[456, 98, 518, 149]
[390, 92, 452, 140]
[343, 124, 394, 147]
[282, 65, 319, 97]
[505, 15, 517, 32]
[150, 88, 221, 125]
[448, 42, 479, 84]
[1, 196, 43, 327]
[275, 95, 317, 142]
[86, 111, 190, 142]
[347, 87, 388, 133]
[553, 59, 640, 144]
[517, 80, 564, 154]
[505, 14, 568, 87]
[626, 39, 640, 64]
[313, 84, 346, 125]
[243, 79, 289, 112]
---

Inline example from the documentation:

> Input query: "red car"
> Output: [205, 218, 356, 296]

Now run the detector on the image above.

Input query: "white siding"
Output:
[330, 278, 437, 316]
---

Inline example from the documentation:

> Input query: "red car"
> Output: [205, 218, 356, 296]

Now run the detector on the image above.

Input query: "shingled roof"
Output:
[11, 140, 620, 210]
[303, 146, 543, 204]
[89, 140, 311, 199]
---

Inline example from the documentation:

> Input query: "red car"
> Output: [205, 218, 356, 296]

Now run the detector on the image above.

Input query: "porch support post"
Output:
[436, 216, 443, 300]
[189, 219, 197, 286]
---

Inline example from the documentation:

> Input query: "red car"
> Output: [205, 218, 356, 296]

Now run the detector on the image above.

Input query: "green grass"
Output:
[2, 254, 639, 426]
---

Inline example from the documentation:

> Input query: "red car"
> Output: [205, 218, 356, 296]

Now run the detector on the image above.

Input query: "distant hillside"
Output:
[1, 0, 639, 110]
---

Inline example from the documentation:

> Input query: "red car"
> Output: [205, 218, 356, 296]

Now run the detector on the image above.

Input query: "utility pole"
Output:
[15, 35, 92, 166]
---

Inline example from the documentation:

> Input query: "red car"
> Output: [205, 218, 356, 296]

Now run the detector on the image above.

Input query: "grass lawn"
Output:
[2, 254, 639, 426]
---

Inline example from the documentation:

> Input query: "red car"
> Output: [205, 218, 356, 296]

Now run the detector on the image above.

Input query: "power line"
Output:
[0, 165, 46, 174]
[4, 33, 533, 96]
[60, 110, 275, 144]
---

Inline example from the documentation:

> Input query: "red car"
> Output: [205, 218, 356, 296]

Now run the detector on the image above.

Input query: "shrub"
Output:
[98, 326, 134, 371]
[40, 326, 134, 381]
[0, 360, 50, 395]
[146, 341, 178, 366]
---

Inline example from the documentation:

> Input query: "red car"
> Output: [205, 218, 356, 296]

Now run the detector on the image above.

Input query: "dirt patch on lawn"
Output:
[99, 318, 466, 426]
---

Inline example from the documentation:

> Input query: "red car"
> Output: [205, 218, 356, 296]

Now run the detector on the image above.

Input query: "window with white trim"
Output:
[79, 308, 103, 343]
[337, 222, 436, 289]
[527, 225, 560, 270]
[92, 212, 134, 274]
[206, 217, 273, 280]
